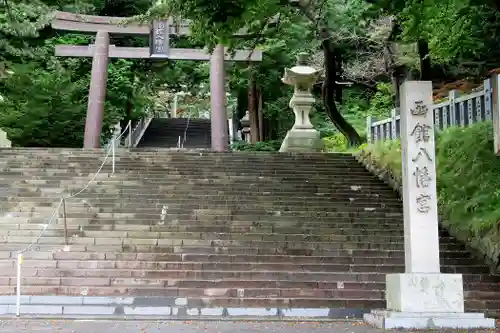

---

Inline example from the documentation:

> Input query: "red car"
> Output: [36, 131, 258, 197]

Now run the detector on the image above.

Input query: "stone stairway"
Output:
[0, 148, 498, 318]
[137, 118, 211, 148]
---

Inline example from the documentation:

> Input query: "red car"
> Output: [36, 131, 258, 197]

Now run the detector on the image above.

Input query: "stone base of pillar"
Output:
[364, 273, 495, 329]
[279, 129, 323, 152]
[364, 310, 495, 329]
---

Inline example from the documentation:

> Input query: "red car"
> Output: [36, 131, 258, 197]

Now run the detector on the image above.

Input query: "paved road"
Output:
[0, 320, 497, 333]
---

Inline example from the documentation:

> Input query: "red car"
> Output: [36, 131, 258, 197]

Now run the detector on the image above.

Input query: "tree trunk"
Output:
[258, 89, 264, 141]
[417, 39, 432, 80]
[248, 72, 259, 143]
[293, 1, 361, 146]
[321, 36, 361, 146]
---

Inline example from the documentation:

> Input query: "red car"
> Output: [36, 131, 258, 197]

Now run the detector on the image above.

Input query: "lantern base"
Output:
[279, 129, 323, 152]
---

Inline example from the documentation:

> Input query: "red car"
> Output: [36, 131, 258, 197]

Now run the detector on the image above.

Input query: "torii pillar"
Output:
[210, 44, 229, 151]
[84, 31, 110, 149]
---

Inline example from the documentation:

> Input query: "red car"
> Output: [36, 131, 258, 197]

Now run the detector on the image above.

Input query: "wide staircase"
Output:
[137, 118, 211, 149]
[0, 148, 499, 318]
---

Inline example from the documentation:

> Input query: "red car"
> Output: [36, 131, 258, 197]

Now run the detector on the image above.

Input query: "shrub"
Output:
[230, 140, 282, 151]
[360, 121, 500, 236]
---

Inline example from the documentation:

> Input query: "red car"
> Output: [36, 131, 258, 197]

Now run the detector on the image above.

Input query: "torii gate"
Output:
[51, 12, 263, 151]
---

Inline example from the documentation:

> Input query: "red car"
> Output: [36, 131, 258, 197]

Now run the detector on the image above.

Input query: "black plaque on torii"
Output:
[150, 20, 170, 58]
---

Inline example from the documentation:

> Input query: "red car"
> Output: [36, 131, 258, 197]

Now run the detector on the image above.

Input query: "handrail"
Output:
[14, 123, 131, 317]
[177, 117, 191, 148]
[367, 78, 493, 143]
[130, 116, 153, 148]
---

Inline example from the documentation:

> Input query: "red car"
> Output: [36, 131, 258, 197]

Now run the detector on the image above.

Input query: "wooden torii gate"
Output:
[51, 11, 263, 151]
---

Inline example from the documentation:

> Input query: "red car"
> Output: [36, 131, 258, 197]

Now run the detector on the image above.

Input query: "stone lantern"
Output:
[279, 53, 323, 152]
[240, 111, 251, 143]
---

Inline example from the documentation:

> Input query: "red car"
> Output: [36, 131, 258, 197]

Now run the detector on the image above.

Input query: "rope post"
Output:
[16, 252, 23, 317]
[62, 199, 68, 245]
[112, 137, 116, 174]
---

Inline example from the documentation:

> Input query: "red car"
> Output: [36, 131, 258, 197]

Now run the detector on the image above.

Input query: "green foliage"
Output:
[361, 121, 500, 236]
[398, 0, 500, 65]
[436, 122, 500, 235]
[362, 138, 402, 177]
[0, 0, 51, 60]
[0, 0, 169, 147]
[0, 63, 88, 147]
[367, 83, 394, 119]
[230, 140, 282, 151]
[323, 133, 349, 152]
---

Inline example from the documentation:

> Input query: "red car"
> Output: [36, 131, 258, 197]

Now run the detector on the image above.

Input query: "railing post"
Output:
[112, 137, 116, 174]
[390, 109, 397, 139]
[62, 198, 68, 245]
[366, 116, 374, 143]
[484, 78, 492, 121]
[127, 120, 132, 150]
[449, 90, 457, 126]
[16, 252, 22, 317]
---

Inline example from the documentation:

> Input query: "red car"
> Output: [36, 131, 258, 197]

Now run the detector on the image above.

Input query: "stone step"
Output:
[0, 267, 495, 284]
[0, 282, 494, 301]
[5, 177, 391, 189]
[0, 237, 466, 251]
[8, 181, 398, 190]
[0, 149, 355, 157]
[5, 192, 401, 202]
[0, 216, 407, 227]
[5, 190, 400, 200]
[0, 287, 493, 318]
[5, 170, 381, 178]
[0, 229, 463, 245]
[0, 286, 386, 310]
[4, 166, 375, 174]
[1, 156, 363, 163]
[2, 162, 367, 169]
[3, 277, 498, 292]
[0, 243, 473, 260]
[7, 178, 390, 188]
[0, 285, 495, 317]
[6, 276, 498, 292]
[1, 155, 360, 163]
[5, 251, 479, 265]
[2, 246, 474, 260]
[2, 223, 415, 236]
[3, 211, 405, 221]
[3, 166, 373, 174]
[8, 202, 403, 213]
[0, 284, 384, 300]
[6, 196, 402, 206]
[0, 258, 490, 275]
[1, 259, 487, 274]
[0, 220, 408, 231]
[3, 277, 500, 293]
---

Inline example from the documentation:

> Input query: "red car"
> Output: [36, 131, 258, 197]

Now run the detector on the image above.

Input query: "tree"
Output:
[0, 0, 171, 146]
[140, 0, 382, 146]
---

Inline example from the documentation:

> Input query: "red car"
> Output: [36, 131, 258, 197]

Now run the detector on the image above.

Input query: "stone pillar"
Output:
[364, 81, 495, 330]
[210, 44, 228, 151]
[400, 82, 440, 273]
[84, 31, 110, 148]
[279, 53, 323, 152]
